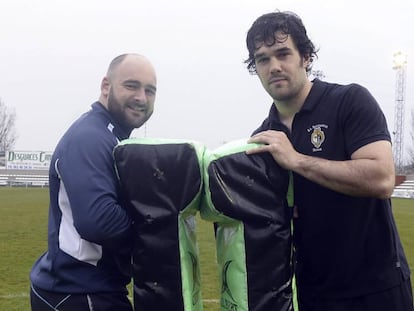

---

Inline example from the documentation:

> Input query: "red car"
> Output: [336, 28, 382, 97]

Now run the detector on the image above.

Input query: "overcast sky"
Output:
[1, 0, 413, 159]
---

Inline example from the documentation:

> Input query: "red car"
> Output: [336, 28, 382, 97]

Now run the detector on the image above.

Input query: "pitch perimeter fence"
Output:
[0, 169, 48, 187]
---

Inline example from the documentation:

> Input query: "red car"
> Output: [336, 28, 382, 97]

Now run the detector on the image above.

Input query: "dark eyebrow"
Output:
[275, 47, 292, 53]
[253, 52, 267, 59]
[254, 46, 293, 59]
[123, 79, 140, 86]
[146, 84, 157, 93]
[123, 79, 157, 92]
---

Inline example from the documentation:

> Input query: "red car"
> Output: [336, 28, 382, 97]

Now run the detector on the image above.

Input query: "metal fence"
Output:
[0, 169, 48, 187]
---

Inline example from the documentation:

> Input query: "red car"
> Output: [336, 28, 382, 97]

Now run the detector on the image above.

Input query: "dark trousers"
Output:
[30, 284, 133, 311]
[298, 277, 414, 311]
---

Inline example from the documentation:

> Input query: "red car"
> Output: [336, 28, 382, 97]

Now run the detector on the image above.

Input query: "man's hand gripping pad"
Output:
[114, 138, 205, 311]
[200, 140, 293, 311]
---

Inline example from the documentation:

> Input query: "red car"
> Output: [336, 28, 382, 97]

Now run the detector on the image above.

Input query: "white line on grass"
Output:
[0, 293, 29, 299]
[1, 292, 219, 304]
[202, 299, 220, 303]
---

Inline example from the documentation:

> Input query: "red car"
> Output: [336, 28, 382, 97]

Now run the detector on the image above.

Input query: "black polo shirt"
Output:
[253, 79, 410, 298]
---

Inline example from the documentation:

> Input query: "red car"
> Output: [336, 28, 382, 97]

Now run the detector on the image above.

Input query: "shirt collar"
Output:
[299, 78, 327, 112]
[265, 79, 327, 131]
[91, 102, 131, 140]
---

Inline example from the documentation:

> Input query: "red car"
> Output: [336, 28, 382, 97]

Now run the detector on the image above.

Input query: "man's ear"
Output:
[101, 77, 110, 98]
[303, 54, 311, 67]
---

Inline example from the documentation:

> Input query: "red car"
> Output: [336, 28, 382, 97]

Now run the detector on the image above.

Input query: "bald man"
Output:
[30, 54, 157, 311]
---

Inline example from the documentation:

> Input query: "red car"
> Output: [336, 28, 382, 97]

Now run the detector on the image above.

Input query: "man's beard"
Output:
[107, 90, 135, 132]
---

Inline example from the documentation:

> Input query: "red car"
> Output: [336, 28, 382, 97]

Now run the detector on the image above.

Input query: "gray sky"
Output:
[1, 0, 413, 158]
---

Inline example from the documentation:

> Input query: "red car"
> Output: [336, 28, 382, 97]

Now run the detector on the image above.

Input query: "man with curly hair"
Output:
[245, 11, 413, 311]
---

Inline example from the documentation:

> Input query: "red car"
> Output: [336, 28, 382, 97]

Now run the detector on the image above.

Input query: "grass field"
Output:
[0, 187, 412, 311]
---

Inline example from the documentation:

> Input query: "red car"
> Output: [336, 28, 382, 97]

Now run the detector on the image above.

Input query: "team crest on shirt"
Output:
[308, 124, 328, 152]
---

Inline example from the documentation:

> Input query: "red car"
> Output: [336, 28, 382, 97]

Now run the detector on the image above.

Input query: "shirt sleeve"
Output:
[339, 84, 391, 156]
[56, 127, 131, 249]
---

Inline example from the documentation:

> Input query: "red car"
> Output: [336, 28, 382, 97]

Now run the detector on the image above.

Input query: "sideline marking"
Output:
[203, 299, 220, 303]
[0, 293, 29, 299]
[0, 293, 219, 303]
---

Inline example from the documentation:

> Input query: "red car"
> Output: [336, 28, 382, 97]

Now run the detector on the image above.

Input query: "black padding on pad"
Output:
[114, 143, 202, 311]
[208, 152, 292, 310]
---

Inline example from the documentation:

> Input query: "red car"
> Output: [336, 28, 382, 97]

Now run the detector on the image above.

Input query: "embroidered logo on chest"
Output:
[308, 124, 328, 152]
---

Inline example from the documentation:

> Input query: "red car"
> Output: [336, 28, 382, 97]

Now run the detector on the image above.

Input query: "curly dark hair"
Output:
[245, 11, 318, 74]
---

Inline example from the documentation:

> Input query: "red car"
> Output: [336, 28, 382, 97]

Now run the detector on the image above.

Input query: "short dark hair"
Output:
[245, 11, 318, 74]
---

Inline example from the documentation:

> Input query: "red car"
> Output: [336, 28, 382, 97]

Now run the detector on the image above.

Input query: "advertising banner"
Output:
[6, 151, 52, 170]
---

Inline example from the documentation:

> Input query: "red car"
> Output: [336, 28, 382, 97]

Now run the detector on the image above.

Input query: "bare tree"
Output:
[0, 98, 18, 153]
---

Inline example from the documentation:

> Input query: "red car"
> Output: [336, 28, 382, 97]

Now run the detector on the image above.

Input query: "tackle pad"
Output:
[200, 140, 293, 311]
[113, 138, 205, 311]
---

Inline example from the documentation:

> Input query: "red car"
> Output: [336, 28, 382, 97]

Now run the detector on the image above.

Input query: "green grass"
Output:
[0, 188, 412, 310]
[392, 198, 414, 275]
[0, 188, 48, 311]
[0, 187, 220, 311]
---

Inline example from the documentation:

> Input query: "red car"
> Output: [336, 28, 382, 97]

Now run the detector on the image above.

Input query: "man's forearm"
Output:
[293, 155, 394, 199]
